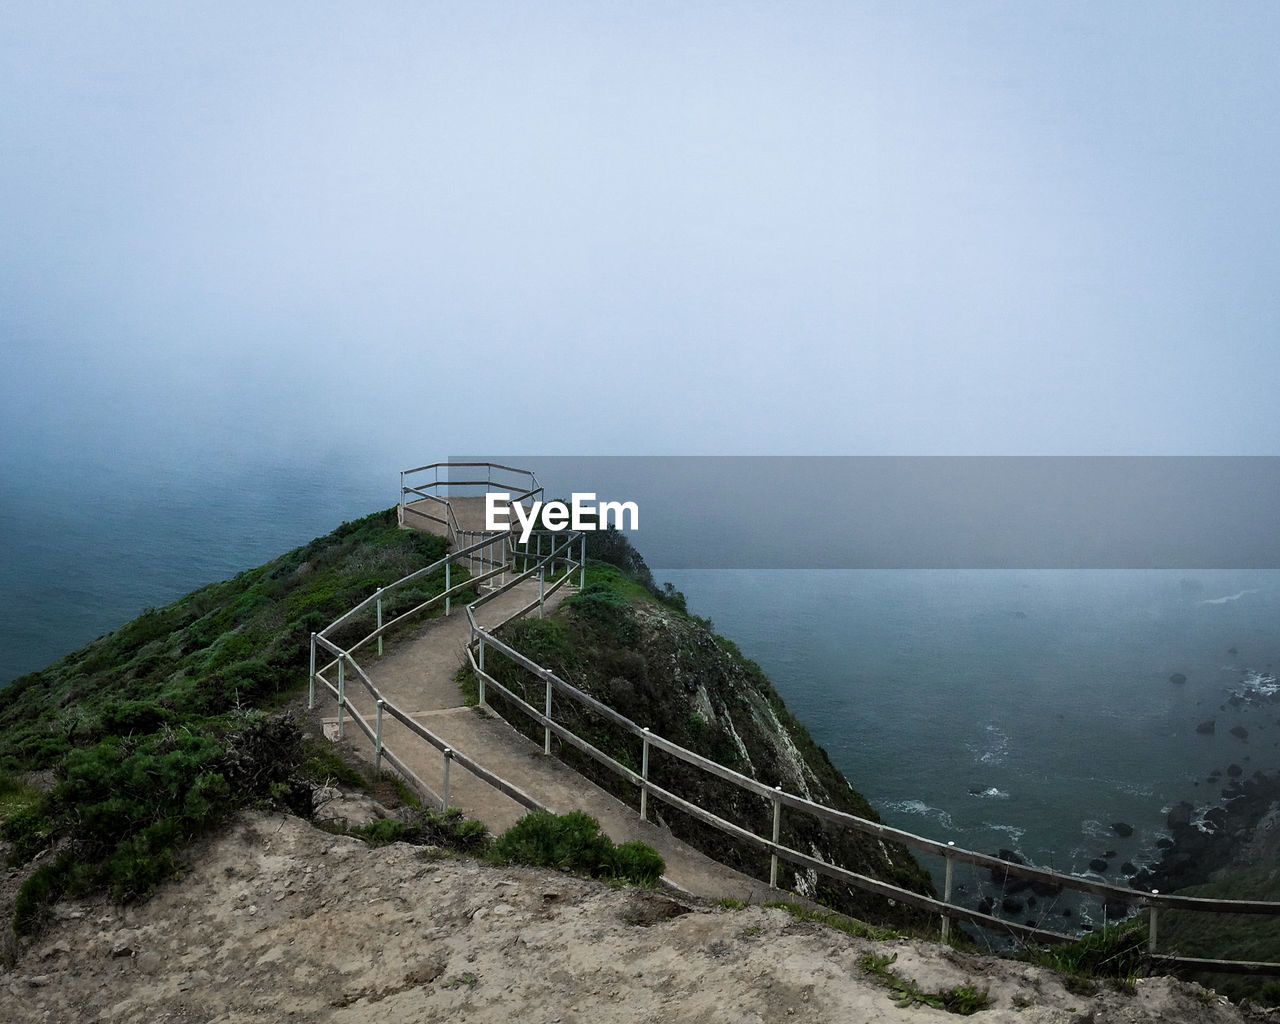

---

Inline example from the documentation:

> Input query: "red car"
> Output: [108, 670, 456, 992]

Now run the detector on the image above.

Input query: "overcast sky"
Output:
[4, 2, 1279, 477]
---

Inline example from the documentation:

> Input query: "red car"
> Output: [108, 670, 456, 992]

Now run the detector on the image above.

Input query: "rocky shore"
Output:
[1131, 768, 1280, 894]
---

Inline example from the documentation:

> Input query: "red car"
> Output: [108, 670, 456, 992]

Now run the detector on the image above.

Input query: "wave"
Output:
[882, 799, 956, 832]
[969, 724, 1010, 766]
[1227, 669, 1280, 704]
[983, 822, 1024, 846]
[969, 787, 1010, 800]
[1198, 589, 1260, 606]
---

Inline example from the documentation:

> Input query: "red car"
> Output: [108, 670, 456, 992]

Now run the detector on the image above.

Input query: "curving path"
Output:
[321, 576, 785, 905]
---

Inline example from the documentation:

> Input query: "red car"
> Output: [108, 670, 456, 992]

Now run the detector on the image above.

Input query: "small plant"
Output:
[301, 743, 369, 790]
[858, 950, 991, 1015]
[858, 951, 899, 979]
[717, 896, 747, 910]
[943, 983, 994, 1015]
[348, 807, 489, 853]
[488, 810, 663, 886]
[1021, 919, 1149, 988]
[441, 972, 478, 989]
[352, 818, 408, 846]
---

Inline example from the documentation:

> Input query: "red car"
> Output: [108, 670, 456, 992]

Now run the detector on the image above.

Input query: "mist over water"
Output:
[0, 457, 389, 684]
[7, 451, 1280, 924]
[659, 568, 1280, 902]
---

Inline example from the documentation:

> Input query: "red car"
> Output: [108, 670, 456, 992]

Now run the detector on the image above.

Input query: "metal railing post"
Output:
[539, 564, 545, 618]
[1149, 891, 1159, 953]
[376, 588, 383, 657]
[640, 728, 650, 821]
[580, 534, 586, 588]
[942, 842, 955, 942]
[477, 636, 486, 706]
[770, 787, 782, 888]
[375, 699, 385, 773]
[336, 654, 346, 741]
[544, 673, 552, 755]
[442, 747, 453, 810]
[308, 632, 317, 709]
[445, 560, 451, 616]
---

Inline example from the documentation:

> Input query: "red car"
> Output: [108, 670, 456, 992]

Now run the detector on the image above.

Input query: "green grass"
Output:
[487, 809, 664, 886]
[302, 741, 370, 791]
[0, 773, 42, 830]
[477, 550, 936, 930]
[1154, 865, 1280, 1005]
[0, 508, 456, 937]
[1020, 919, 1149, 991]
[857, 951, 993, 1015]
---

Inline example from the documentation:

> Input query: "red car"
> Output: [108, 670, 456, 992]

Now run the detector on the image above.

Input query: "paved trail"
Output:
[322, 577, 782, 904]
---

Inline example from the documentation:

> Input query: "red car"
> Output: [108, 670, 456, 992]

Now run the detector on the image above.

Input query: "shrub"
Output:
[604, 839, 665, 885]
[14, 853, 74, 936]
[353, 818, 408, 846]
[489, 810, 663, 886]
[2, 802, 52, 865]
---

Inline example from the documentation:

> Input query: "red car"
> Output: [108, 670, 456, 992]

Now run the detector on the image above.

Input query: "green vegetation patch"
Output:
[350, 807, 490, 854]
[479, 536, 935, 930]
[858, 950, 993, 1015]
[0, 508, 465, 937]
[487, 809, 664, 887]
[1155, 864, 1280, 1005]
[1, 508, 454, 774]
[9, 711, 313, 935]
[1020, 919, 1149, 991]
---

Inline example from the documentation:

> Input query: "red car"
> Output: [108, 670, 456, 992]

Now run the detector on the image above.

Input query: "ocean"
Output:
[5, 464, 1278, 924]
[0, 459, 390, 685]
[659, 568, 1280, 919]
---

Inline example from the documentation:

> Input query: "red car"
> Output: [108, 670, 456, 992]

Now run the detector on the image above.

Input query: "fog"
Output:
[4, 2, 1280, 485]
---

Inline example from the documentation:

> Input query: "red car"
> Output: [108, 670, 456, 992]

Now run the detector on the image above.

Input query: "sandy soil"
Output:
[2, 810, 1268, 1024]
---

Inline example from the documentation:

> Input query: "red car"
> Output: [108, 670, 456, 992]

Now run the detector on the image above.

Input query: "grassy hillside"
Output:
[466, 560, 937, 929]
[0, 509, 461, 937]
[1158, 865, 1280, 1005]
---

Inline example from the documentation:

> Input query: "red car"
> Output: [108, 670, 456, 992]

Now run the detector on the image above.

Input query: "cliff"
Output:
[474, 561, 936, 927]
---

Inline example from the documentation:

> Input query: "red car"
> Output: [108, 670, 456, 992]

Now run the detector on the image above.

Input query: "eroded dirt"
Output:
[1, 811, 1269, 1024]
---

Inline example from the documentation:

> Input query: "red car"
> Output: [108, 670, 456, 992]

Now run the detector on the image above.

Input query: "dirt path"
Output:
[320, 579, 783, 905]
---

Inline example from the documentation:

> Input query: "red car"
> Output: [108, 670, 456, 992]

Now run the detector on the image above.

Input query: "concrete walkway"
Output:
[321, 577, 785, 905]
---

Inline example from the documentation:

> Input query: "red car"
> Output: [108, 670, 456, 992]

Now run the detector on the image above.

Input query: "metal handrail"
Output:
[312, 464, 1280, 974]
[461, 567, 1280, 974]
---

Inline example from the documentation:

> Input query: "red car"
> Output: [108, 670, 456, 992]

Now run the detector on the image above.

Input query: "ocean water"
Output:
[0, 460, 389, 685]
[659, 568, 1280, 912]
[6, 465, 1279, 919]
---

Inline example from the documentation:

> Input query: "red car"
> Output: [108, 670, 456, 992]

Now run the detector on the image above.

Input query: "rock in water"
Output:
[1089, 858, 1109, 873]
[1231, 725, 1250, 740]
[1167, 802, 1194, 830]
[1111, 822, 1134, 837]
[1196, 720, 1216, 735]
[1169, 672, 1187, 685]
